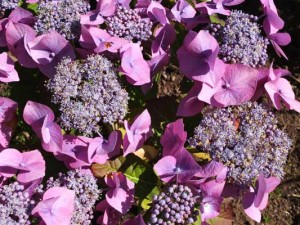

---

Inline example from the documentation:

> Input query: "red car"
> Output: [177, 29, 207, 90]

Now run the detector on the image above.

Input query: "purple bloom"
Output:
[0, 52, 19, 82]
[105, 172, 135, 214]
[23, 101, 63, 154]
[176, 82, 205, 117]
[26, 30, 75, 78]
[171, 0, 197, 23]
[177, 30, 219, 80]
[123, 109, 152, 156]
[0, 148, 45, 183]
[198, 63, 258, 107]
[120, 43, 151, 85]
[81, 0, 116, 25]
[32, 187, 75, 225]
[55, 135, 93, 169]
[160, 119, 187, 157]
[96, 199, 122, 225]
[196, 0, 245, 16]
[0, 97, 17, 150]
[242, 174, 280, 222]
[88, 130, 122, 164]
[147, 1, 169, 25]
[154, 148, 202, 183]
[200, 196, 223, 222]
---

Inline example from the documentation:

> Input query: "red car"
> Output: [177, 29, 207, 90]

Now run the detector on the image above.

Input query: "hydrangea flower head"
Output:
[149, 183, 199, 224]
[34, 0, 90, 40]
[189, 102, 291, 185]
[0, 0, 19, 14]
[106, 5, 152, 42]
[47, 55, 129, 136]
[0, 182, 35, 224]
[209, 10, 269, 67]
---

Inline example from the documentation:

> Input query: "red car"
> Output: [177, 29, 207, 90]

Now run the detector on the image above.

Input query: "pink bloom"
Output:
[147, 1, 169, 25]
[6, 22, 37, 68]
[96, 200, 122, 225]
[26, 30, 75, 78]
[200, 196, 223, 222]
[154, 148, 202, 183]
[123, 109, 152, 156]
[88, 130, 122, 164]
[55, 135, 93, 169]
[23, 101, 63, 154]
[177, 30, 219, 80]
[197, 0, 244, 16]
[264, 64, 300, 112]
[0, 97, 17, 150]
[261, 0, 284, 34]
[120, 43, 151, 85]
[160, 119, 187, 157]
[105, 172, 135, 214]
[198, 64, 258, 107]
[0, 148, 45, 183]
[81, 0, 116, 25]
[171, 0, 197, 23]
[32, 187, 75, 225]
[0, 52, 19, 82]
[242, 174, 280, 223]
[176, 82, 205, 117]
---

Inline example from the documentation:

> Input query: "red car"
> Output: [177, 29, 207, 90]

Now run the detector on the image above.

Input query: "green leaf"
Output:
[26, 3, 39, 14]
[119, 154, 160, 209]
[209, 14, 225, 26]
[192, 212, 201, 225]
[91, 156, 125, 178]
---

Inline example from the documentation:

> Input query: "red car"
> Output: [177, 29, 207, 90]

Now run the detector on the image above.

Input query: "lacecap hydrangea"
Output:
[0, 182, 35, 225]
[47, 54, 129, 136]
[189, 102, 292, 185]
[34, 0, 90, 40]
[0, 0, 19, 14]
[149, 184, 199, 225]
[209, 10, 269, 68]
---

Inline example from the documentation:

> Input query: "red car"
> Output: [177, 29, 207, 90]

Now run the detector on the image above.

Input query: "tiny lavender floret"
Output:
[106, 5, 152, 42]
[0, 0, 18, 13]
[45, 170, 102, 225]
[209, 10, 269, 67]
[189, 102, 292, 185]
[148, 184, 199, 225]
[35, 0, 90, 40]
[47, 55, 129, 135]
[0, 182, 35, 225]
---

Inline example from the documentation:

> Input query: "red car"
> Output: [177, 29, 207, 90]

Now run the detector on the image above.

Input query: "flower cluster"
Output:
[0, 182, 34, 224]
[149, 184, 199, 225]
[189, 102, 292, 185]
[0, 0, 18, 13]
[44, 170, 101, 225]
[34, 0, 90, 40]
[106, 5, 152, 42]
[209, 10, 269, 67]
[47, 55, 129, 135]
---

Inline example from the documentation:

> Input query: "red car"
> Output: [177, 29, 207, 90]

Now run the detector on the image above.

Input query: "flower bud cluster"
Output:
[45, 170, 102, 225]
[189, 102, 292, 185]
[34, 0, 90, 40]
[209, 10, 269, 67]
[107, 5, 152, 42]
[47, 55, 129, 136]
[0, 182, 35, 225]
[148, 184, 199, 225]
[0, 0, 18, 13]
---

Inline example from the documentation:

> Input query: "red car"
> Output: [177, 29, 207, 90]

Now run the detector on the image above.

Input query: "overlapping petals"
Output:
[23, 101, 63, 154]
[32, 187, 75, 225]
[0, 148, 45, 183]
